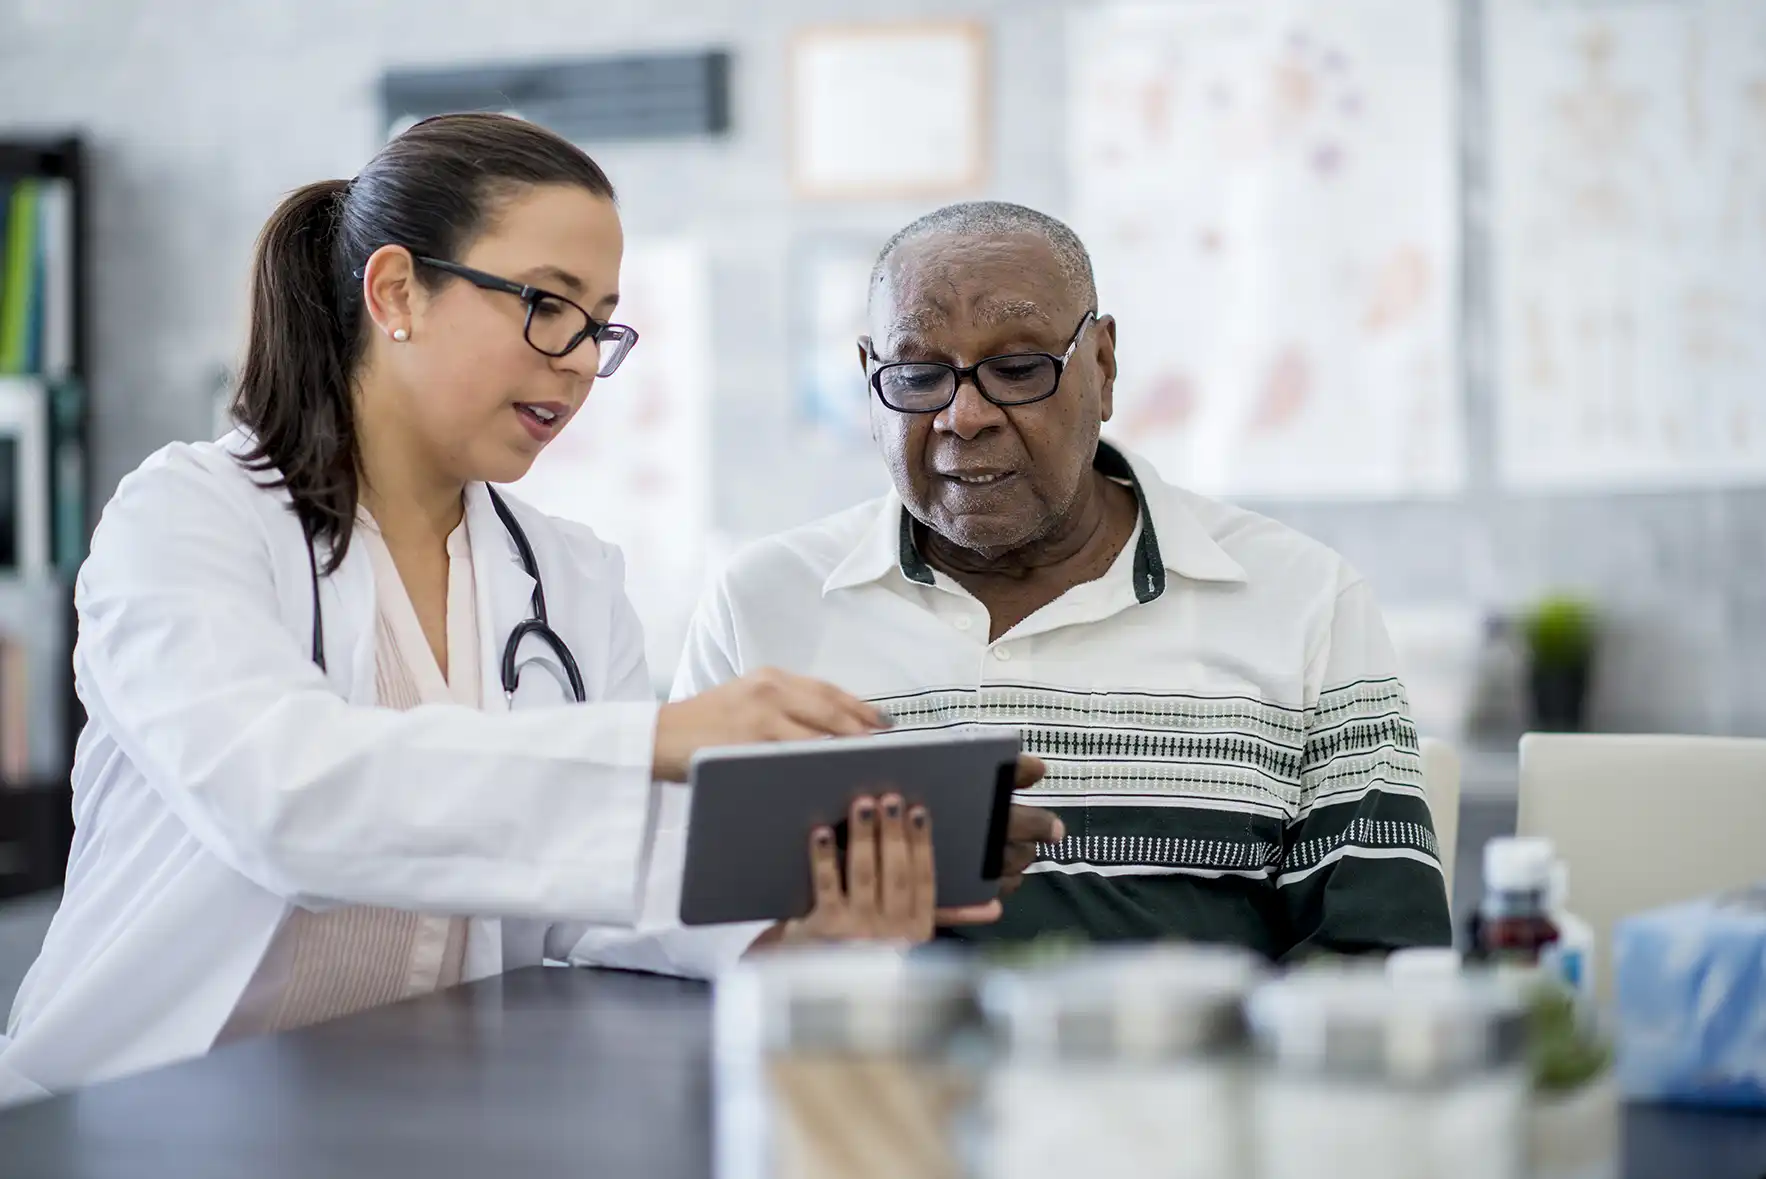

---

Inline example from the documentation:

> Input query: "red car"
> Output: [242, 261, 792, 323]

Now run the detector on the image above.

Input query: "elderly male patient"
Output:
[573, 201, 1450, 975]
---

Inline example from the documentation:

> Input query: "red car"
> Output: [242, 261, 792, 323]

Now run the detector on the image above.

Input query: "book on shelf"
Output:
[0, 633, 29, 784]
[0, 176, 75, 380]
[0, 376, 51, 576]
[52, 377, 86, 575]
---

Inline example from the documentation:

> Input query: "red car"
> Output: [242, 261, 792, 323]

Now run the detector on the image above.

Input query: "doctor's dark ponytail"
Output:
[235, 179, 358, 569]
[231, 114, 616, 572]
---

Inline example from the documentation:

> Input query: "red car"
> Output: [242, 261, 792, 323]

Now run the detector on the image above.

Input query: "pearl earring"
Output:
[392, 328, 409, 342]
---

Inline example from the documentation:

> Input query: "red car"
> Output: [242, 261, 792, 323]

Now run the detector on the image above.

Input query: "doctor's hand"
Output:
[747, 793, 1001, 954]
[999, 756, 1065, 901]
[652, 669, 888, 782]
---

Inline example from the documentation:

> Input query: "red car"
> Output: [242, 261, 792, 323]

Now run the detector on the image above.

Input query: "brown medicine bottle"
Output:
[1467, 836, 1562, 966]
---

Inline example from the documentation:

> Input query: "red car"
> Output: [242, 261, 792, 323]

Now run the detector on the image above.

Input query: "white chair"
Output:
[1419, 737, 1461, 901]
[1517, 733, 1766, 1005]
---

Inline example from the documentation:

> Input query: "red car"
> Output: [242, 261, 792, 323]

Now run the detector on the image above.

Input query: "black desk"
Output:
[0, 966, 1761, 1179]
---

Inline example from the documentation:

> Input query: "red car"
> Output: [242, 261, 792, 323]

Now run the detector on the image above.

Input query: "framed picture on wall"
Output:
[792, 234, 886, 442]
[0, 379, 50, 577]
[789, 21, 989, 199]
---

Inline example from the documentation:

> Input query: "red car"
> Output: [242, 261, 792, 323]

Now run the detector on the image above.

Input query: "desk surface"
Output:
[1, 966, 1761, 1179]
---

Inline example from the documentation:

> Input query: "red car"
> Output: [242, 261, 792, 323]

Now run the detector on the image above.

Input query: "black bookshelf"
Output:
[0, 135, 91, 899]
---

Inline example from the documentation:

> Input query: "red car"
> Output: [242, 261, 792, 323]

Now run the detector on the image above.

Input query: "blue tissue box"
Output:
[1614, 885, 1766, 1109]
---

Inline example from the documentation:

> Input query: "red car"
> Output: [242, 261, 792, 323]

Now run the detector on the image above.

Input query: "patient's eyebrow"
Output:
[889, 298, 1052, 336]
[887, 306, 949, 338]
[973, 298, 1051, 326]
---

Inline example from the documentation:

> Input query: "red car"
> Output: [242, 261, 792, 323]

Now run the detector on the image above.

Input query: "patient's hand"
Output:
[1000, 756, 1065, 899]
[748, 792, 1000, 953]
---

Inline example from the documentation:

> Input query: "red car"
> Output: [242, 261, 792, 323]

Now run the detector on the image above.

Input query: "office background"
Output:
[2, 0, 1760, 754]
[0, 0, 1760, 1019]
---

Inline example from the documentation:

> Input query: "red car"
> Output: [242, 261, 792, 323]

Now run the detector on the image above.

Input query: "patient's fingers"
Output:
[997, 841, 1038, 898]
[996, 804, 1061, 900]
[1006, 804, 1065, 846]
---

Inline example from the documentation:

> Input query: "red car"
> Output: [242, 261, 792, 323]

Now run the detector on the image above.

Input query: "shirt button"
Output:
[993, 645, 1013, 661]
[953, 616, 974, 633]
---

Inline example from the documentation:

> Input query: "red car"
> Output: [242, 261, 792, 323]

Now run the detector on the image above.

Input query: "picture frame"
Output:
[791, 233, 886, 442]
[788, 21, 990, 200]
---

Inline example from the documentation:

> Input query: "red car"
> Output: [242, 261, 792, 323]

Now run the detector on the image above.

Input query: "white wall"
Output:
[3, 0, 1763, 734]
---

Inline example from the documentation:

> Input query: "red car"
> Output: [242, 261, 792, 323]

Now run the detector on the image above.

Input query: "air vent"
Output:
[382, 50, 731, 142]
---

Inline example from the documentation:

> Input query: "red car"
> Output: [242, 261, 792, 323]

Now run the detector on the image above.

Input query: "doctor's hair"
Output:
[232, 112, 616, 573]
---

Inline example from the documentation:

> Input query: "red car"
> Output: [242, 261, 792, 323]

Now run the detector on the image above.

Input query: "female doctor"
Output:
[0, 113, 983, 1104]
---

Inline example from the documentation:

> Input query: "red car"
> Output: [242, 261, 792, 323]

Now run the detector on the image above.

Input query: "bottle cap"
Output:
[716, 945, 978, 1058]
[1483, 836, 1554, 893]
[1385, 947, 1462, 982]
[1248, 968, 1527, 1082]
[981, 943, 1262, 1062]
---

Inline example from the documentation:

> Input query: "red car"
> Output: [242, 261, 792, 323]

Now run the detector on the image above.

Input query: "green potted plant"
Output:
[1527, 980, 1619, 1179]
[1522, 595, 1597, 731]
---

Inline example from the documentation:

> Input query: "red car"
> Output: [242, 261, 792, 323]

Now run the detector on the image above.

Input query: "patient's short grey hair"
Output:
[868, 201, 1098, 314]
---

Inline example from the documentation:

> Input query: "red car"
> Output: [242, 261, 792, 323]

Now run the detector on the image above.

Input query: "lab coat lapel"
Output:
[464, 484, 537, 718]
[218, 427, 379, 707]
[462, 484, 541, 979]
[329, 541, 378, 708]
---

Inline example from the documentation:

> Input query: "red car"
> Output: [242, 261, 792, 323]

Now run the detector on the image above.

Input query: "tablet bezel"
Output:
[678, 726, 1022, 926]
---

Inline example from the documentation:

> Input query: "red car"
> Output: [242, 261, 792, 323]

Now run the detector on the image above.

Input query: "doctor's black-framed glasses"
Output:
[412, 256, 640, 376]
[865, 310, 1098, 414]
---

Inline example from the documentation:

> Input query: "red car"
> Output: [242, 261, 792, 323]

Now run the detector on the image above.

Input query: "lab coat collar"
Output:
[465, 483, 538, 715]
[219, 428, 555, 712]
[307, 479, 543, 716]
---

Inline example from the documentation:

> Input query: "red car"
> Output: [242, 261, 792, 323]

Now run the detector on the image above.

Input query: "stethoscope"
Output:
[305, 485, 587, 703]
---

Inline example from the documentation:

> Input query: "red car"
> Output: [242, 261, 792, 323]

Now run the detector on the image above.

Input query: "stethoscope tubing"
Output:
[307, 487, 587, 704]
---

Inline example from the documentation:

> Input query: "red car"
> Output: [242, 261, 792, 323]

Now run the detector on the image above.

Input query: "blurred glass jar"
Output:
[1248, 968, 1530, 1179]
[968, 944, 1265, 1179]
[714, 944, 979, 1179]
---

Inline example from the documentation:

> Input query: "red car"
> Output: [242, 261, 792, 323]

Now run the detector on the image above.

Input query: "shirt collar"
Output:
[822, 441, 1246, 599]
[1109, 442, 1248, 587]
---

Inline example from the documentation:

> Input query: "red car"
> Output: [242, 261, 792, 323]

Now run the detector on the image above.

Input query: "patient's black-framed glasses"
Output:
[866, 311, 1098, 414]
[413, 256, 639, 377]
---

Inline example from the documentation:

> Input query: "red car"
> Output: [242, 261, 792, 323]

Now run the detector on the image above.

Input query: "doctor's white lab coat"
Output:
[0, 432, 663, 1104]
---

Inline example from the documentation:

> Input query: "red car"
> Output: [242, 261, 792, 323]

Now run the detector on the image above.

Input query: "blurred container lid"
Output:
[1249, 967, 1528, 1082]
[716, 944, 977, 1058]
[981, 943, 1263, 1062]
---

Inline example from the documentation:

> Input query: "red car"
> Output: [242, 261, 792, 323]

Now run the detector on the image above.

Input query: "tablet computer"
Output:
[678, 726, 1022, 927]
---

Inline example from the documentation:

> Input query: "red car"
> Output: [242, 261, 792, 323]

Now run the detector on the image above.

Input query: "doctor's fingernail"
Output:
[855, 800, 875, 823]
[883, 798, 902, 819]
[911, 808, 927, 829]
[814, 828, 834, 848]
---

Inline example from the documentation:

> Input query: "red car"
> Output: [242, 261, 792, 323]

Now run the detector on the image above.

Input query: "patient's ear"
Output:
[1095, 315, 1119, 422]
[859, 338, 880, 442]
